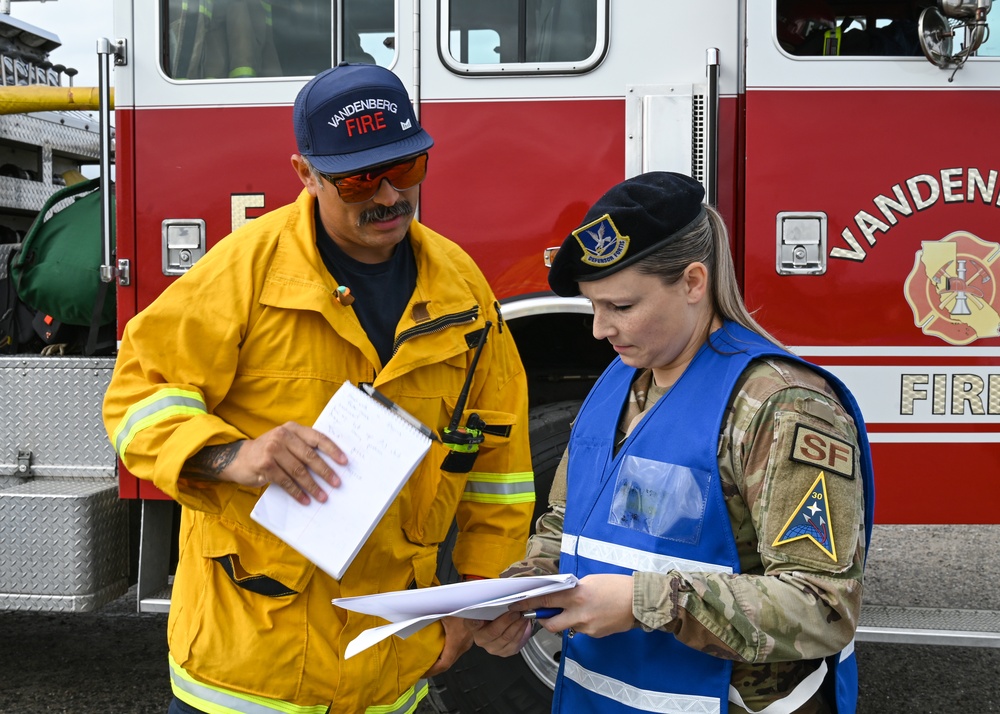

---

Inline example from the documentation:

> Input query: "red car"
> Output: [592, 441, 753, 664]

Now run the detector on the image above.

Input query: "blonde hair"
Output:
[633, 205, 785, 349]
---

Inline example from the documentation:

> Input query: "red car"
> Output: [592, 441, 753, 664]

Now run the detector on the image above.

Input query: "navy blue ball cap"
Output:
[293, 63, 434, 175]
[548, 172, 706, 297]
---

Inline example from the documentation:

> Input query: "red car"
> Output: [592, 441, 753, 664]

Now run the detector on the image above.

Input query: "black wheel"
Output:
[429, 400, 581, 713]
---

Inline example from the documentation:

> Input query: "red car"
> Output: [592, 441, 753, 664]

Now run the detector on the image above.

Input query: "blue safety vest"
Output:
[556, 322, 874, 714]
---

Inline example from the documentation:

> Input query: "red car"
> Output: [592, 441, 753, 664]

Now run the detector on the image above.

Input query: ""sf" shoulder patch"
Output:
[789, 424, 855, 480]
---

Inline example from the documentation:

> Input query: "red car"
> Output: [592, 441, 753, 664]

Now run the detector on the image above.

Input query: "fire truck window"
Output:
[343, 0, 395, 67]
[979, 28, 1000, 56]
[446, 0, 601, 67]
[776, 1, 927, 57]
[163, 0, 333, 80]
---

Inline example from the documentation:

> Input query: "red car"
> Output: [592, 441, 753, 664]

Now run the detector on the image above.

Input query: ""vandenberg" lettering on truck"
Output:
[832, 167, 1000, 262]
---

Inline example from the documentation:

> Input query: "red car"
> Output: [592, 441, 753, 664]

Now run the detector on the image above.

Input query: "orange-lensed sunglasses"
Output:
[320, 153, 428, 204]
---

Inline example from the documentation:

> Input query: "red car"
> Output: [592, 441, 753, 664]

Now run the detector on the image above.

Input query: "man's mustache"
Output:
[357, 200, 414, 227]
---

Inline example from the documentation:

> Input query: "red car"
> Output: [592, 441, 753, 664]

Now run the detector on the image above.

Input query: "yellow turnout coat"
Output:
[103, 190, 534, 712]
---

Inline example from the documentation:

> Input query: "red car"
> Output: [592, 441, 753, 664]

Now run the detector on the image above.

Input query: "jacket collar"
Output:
[260, 190, 483, 374]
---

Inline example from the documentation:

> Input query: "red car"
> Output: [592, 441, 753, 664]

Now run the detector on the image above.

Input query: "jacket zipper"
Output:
[391, 306, 480, 356]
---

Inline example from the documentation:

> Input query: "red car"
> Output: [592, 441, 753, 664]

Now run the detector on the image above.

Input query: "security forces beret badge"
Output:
[573, 214, 630, 267]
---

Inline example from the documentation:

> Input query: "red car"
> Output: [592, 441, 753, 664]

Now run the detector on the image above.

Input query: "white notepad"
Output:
[250, 382, 433, 580]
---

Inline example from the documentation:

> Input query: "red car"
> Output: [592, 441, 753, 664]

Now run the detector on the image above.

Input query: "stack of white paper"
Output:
[250, 382, 432, 580]
[333, 573, 578, 658]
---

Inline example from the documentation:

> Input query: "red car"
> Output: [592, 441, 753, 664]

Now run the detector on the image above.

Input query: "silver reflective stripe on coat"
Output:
[461, 471, 535, 505]
[364, 679, 428, 714]
[171, 654, 426, 714]
[563, 657, 720, 714]
[169, 655, 328, 714]
[561, 534, 734, 575]
[113, 388, 207, 461]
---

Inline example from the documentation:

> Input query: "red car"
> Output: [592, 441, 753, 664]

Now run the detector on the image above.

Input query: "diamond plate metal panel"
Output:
[0, 111, 101, 214]
[0, 476, 128, 612]
[0, 356, 117, 477]
[0, 242, 16, 280]
[0, 174, 61, 214]
[0, 112, 100, 157]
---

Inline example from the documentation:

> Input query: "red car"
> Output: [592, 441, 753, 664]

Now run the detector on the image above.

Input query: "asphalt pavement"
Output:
[1, 525, 998, 713]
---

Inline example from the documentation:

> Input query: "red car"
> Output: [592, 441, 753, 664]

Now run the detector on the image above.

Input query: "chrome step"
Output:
[858, 605, 1000, 647]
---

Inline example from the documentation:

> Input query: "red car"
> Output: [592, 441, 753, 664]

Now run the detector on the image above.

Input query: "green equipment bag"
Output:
[11, 178, 116, 330]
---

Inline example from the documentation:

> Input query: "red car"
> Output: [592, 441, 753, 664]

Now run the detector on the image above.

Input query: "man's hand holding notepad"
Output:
[250, 381, 433, 580]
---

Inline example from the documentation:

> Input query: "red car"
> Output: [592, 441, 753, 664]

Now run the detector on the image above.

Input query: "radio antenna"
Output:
[447, 320, 492, 433]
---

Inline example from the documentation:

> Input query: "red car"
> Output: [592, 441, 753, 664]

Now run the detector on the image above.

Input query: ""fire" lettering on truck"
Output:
[901, 373, 1000, 416]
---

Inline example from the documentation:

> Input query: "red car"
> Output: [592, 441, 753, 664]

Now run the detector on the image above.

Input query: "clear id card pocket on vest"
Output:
[608, 455, 710, 545]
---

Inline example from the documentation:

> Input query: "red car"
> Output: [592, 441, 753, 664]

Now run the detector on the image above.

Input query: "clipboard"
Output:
[250, 381, 433, 580]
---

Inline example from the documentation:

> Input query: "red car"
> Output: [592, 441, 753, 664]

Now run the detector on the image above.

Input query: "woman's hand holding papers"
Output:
[468, 574, 636, 655]
[466, 609, 534, 657]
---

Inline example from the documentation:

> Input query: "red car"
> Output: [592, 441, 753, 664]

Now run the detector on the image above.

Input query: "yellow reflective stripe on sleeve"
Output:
[461, 471, 535, 504]
[169, 654, 328, 714]
[113, 388, 207, 462]
[229, 66, 257, 78]
[364, 680, 429, 714]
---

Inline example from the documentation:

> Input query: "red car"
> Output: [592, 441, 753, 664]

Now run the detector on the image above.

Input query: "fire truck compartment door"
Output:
[625, 84, 707, 181]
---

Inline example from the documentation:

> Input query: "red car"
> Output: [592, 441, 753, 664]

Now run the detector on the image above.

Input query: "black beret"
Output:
[548, 172, 706, 297]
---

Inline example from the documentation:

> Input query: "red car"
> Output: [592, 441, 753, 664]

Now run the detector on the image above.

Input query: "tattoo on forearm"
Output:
[184, 442, 243, 480]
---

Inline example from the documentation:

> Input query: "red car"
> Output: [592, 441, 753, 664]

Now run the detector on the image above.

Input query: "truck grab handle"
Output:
[705, 48, 719, 207]
[97, 37, 127, 285]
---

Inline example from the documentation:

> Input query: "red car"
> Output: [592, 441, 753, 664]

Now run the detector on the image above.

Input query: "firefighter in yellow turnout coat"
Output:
[103, 64, 533, 714]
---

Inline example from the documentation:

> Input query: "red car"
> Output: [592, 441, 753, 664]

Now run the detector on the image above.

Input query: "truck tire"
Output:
[428, 400, 581, 713]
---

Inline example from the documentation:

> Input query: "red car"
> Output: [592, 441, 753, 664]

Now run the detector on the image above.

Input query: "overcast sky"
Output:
[6, 0, 114, 87]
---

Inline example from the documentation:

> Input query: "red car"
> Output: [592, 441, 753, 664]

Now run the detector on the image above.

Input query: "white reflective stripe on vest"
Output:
[561, 534, 734, 575]
[729, 658, 828, 714]
[563, 657, 721, 714]
[169, 654, 328, 714]
[840, 638, 855, 661]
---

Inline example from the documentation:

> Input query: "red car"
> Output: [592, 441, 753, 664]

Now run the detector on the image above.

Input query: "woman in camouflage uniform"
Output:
[469, 172, 875, 714]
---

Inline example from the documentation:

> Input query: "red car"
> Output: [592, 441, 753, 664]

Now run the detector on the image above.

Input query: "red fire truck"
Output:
[2, 1, 999, 711]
